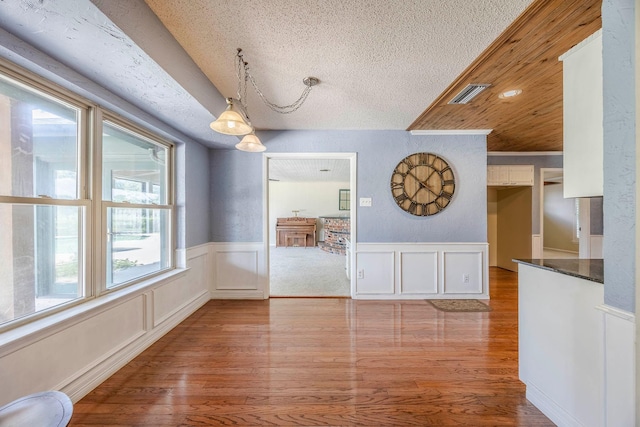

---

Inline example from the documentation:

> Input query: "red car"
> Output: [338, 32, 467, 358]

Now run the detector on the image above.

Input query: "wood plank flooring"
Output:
[70, 267, 554, 426]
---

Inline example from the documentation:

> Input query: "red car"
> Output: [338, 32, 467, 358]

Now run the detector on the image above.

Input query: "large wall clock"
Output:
[390, 152, 456, 216]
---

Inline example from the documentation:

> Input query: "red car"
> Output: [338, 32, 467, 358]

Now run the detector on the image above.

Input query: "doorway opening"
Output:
[538, 168, 604, 259]
[488, 186, 532, 272]
[539, 168, 579, 259]
[263, 153, 357, 298]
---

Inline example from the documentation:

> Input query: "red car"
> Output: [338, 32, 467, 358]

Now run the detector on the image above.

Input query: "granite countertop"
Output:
[514, 258, 604, 284]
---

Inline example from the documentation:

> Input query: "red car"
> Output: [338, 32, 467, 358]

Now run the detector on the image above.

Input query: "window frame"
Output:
[0, 63, 93, 328]
[95, 112, 175, 295]
[0, 59, 176, 329]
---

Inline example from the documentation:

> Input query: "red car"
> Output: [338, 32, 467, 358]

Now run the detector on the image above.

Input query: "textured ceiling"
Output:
[143, 0, 533, 132]
[0, 0, 542, 149]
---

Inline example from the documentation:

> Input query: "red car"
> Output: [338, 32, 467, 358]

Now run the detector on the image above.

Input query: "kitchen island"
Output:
[515, 258, 605, 426]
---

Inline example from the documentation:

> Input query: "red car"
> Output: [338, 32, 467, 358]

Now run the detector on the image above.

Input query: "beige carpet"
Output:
[269, 246, 351, 297]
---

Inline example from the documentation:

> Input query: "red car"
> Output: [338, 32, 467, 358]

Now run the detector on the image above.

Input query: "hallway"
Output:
[71, 268, 552, 426]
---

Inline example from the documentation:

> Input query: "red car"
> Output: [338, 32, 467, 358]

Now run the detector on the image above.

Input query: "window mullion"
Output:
[92, 110, 106, 296]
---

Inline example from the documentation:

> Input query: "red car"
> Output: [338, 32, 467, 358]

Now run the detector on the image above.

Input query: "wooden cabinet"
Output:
[560, 29, 603, 197]
[487, 165, 534, 186]
[276, 217, 316, 248]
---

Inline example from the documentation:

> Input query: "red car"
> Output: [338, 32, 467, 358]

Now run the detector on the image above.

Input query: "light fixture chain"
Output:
[234, 48, 316, 115]
[246, 73, 313, 114]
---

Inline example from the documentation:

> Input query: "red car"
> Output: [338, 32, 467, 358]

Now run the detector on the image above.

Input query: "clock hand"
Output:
[411, 185, 423, 200]
[406, 170, 427, 188]
[425, 186, 440, 197]
[424, 169, 438, 185]
[408, 168, 439, 190]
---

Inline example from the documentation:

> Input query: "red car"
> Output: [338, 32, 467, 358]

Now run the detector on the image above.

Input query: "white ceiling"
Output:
[144, 0, 534, 132]
[0, 0, 533, 149]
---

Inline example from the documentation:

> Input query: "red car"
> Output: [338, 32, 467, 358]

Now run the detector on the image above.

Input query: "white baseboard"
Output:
[542, 246, 579, 254]
[62, 291, 209, 402]
[526, 383, 583, 427]
[210, 290, 265, 299]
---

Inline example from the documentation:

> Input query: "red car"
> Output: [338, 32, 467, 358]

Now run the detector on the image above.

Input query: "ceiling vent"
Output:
[448, 84, 491, 105]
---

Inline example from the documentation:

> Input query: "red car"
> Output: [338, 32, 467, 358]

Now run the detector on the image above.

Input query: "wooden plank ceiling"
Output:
[408, 0, 602, 152]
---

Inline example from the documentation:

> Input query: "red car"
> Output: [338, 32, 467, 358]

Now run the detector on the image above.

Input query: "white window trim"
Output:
[95, 112, 175, 296]
[0, 61, 177, 330]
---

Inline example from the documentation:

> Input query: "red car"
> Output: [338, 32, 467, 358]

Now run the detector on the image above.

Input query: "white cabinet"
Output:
[487, 165, 534, 186]
[560, 30, 603, 197]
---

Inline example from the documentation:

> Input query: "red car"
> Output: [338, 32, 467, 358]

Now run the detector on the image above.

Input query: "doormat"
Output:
[427, 299, 492, 312]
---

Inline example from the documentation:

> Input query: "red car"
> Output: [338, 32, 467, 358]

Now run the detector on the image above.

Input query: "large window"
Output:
[0, 66, 174, 327]
[0, 74, 86, 326]
[101, 120, 172, 288]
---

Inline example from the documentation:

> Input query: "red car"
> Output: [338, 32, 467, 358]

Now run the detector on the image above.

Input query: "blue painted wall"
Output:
[185, 141, 211, 247]
[210, 130, 487, 243]
[602, 0, 636, 313]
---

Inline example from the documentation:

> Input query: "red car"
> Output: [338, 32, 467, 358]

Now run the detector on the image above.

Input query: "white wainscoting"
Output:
[597, 305, 635, 427]
[0, 244, 210, 406]
[355, 243, 489, 299]
[532, 234, 542, 259]
[210, 242, 266, 299]
[518, 263, 605, 427]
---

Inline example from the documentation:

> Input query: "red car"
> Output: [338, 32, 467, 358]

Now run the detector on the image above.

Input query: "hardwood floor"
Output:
[70, 267, 554, 426]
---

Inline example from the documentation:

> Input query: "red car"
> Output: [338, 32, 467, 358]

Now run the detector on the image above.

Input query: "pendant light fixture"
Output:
[209, 98, 253, 135]
[235, 132, 266, 152]
[209, 48, 319, 152]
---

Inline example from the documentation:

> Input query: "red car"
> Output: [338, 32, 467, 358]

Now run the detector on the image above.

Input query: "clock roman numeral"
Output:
[402, 157, 414, 168]
[395, 193, 408, 204]
[440, 191, 453, 200]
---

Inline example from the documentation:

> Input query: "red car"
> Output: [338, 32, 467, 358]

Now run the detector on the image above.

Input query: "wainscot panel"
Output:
[443, 251, 483, 294]
[0, 295, 146, 404]
[532, 234, 543, 258]
[210, 243, 266, 299]
[355, 251, 395, 295]
[355, 243, 488, 299]
[0, 245, 211, 405]
[597, 305, 635, 427]
[153, 247, 209, 327]
[400, 252, 438, 294]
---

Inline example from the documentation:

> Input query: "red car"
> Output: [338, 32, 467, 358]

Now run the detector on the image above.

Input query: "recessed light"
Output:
[499, 89, 522, 99]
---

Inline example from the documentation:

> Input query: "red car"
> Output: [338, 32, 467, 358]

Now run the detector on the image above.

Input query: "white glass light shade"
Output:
[235, 133, 266, 152]
[210, 99, 253, 135]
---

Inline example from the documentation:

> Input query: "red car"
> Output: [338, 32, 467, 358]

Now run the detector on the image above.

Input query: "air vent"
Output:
[448, 84, 491, 104]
